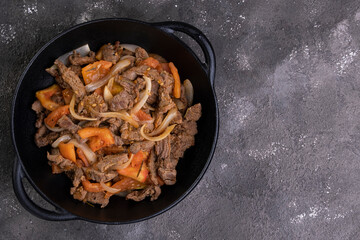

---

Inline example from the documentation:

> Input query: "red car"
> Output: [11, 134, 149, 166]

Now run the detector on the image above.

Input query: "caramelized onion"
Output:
[120, 44, 140, 52]
[100, 182, 121, 194]
[69, 95, 97, 121]
[51, 134, 71, 148]
[148, 108, 177, 136]
[120, 55, 135, 61]
[183, 79, 193, 106]
[103, 86, 113, 102]
[140, 124, 176, 141]
[45, 123, 64, 132]
[98, 111, 139, 128]
[130, 75, 152, 115]
[68, 139, 97, 164]
[85, 59, 131, 92]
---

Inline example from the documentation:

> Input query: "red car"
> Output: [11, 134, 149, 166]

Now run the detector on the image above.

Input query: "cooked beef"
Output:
[126, 185, 161, 201]
[120, 122, 144, 142]
[31, 100, 44, 114]
[35, 112, 45, 128]
[147, 80, 159, 105]
[160, 71, 174, 94]
[81, 92, 108, 117]
[171, 133, 195, 160]
[102, 41, 122, 64]
[71, 186, 87, 201]
[122, 49, 134, 56]
[185, 103, 202, 121]
[157, 88, 176, 114]
[109, 91, 135, 111]
[155, 136, 177, 185]
[153, 111, 164, 128]
[55, 60, 86, 98]
[35, 125, 59, 147]
[69, 50, 96, 66]
[47, 151, 75, 172]
[69, 65, 82, 77]
[147, 149, 159, 185]
[178, 84, 188, 110]
[107, 118, 123, 134]
[45, 66, 70, 89]
[95, 153, 128, 172]
[135, 47, 149, 61]
[57, 115, 80, 134]
[114, 135, 124, 146]
[129, 141, 155, 154]
[82, 120, 102, 128]
[174, 120, 198, 136]
[85, 192, 109, 208]
[71, 167, 84, 188]
[84, 168, 118, 182]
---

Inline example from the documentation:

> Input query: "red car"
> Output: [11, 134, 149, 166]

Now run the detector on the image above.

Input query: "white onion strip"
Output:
[115, 158, 131, 170]
[103, 86, 113, 102]
[183, 79, 194, 106]
[130, 76, 152, 115]
[148, 108, 177, 136]
[69, 95, 97, 121]
[120, 55, 135, 61]
[51, 134, 71, 148]
[100, 182, 121, 194]
[98, 111, 139, 128]
[85, 59, 131, 92]
[68, 139, 97, 164]
[140, 124, 176, 141]
[120, 44, 140, 52]
[45, 123, 64, 132]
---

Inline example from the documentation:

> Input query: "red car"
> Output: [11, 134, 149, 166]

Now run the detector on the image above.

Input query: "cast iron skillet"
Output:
[11, 18, 218, 224]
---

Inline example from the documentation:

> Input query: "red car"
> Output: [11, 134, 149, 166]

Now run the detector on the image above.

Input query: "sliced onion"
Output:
[69, 95, 97, 121]
[85, 59, 131, 92]
[130, 75, 152, 115]
[115, 158, 132, 170]
[68, 139, 97, 164]
[148, 108, 177, 136]
[45, 123, 64, 132]
[100, 181, 121, 194]
[120, 55, 135, 61]
[103, 86, 113, 102]
[183, 79, 194, 106]
[98, 111, 139, 128]
[51, 134, 71, 148]
[140, 124, 176, 141]
[107, 77, 115, 90]
[120, 44, 140, 52]
[57, 44, 91, 66]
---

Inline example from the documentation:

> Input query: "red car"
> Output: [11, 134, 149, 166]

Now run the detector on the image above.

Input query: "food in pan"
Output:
[31, 42, 201, 207]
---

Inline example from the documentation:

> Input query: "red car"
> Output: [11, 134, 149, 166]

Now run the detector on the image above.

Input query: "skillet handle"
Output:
[12, 157, 77, 221]
[153, 21, 216, 86]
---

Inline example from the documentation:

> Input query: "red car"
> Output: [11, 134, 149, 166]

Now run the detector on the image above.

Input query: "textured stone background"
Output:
[1, 0, 360, 239]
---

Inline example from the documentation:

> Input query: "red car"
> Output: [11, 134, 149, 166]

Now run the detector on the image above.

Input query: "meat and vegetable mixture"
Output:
[32, 42, 201, 207]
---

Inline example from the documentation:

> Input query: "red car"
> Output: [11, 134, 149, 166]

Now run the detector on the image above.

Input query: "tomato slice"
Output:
[82, 60, 112, 85]
[104, 177, 146, 198]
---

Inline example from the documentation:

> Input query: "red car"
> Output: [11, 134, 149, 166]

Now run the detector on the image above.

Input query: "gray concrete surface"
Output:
[1, 0, 360, 239]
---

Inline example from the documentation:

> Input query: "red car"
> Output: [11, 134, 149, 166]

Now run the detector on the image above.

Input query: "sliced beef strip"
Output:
[84, 168, 118, 182]
[114, 135, 124, 146]
[153, 111, 164, 128]
[160, 71, 174, 94]
[157, 87, 176, 114]
[120, 122, 144, 142]
[121, 65, 160, 81]
[109, 91, 135, 111]
[147, 149, 158, 185]
[68, 50, 96, 66]
[80, 92, 108, 117]
[170, 133, 195, 160]
[35, 112, 45, 128]
[155, 136, 177, 185]
[173, 120, 198, 136]
[47, 151, 75, 172]
[51, 92, 65, 105]
[68, 167, 84, 188]
[117, 77, 135, 93]
[57, 115, 80, 134]
[126, 185, 161, 201]
[95, 153, 129, 172]
[31, 100, 44, 114]
[107, 118, 123, 134]
[102, 41, 122, 64]
[135, 47, 149, 60]
[85, 192, 109, 208]
[69, 65, 82, 77]
[71, 186, 87, 201]
[185, 103, 202, 121]
[45, 66, 70, 89]
[129, 141, 155, 154]
[35, 125, 59, 147]
[55, 59, 86, 98]
[82, 120, 102, 128]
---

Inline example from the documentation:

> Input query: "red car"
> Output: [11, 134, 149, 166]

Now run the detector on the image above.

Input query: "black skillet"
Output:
[11, 18, 218, 224]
